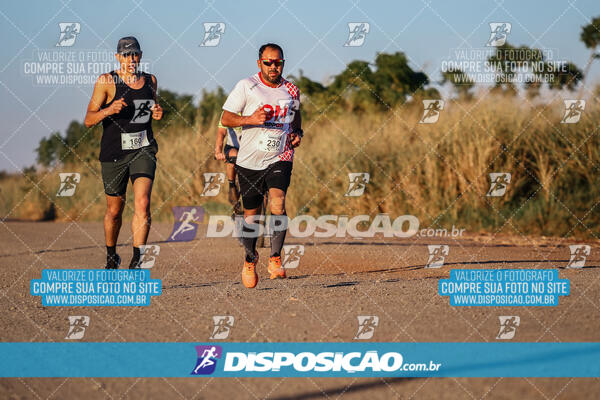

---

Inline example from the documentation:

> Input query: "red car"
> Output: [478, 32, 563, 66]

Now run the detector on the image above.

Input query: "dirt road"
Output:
[1, 221, 599, 399]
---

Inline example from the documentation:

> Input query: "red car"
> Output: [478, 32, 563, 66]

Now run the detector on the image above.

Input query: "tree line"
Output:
[32, 17, 600, 169]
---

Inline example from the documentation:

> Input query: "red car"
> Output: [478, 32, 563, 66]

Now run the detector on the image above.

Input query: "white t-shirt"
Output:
[222, 72, 300, 170]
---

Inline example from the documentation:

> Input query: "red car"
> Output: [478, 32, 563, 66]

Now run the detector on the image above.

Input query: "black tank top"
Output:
[99, 71, 158, 161]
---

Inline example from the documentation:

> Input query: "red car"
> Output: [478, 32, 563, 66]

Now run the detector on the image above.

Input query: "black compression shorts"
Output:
[235, 161, 292, 209]
[224, 144, 238, 164]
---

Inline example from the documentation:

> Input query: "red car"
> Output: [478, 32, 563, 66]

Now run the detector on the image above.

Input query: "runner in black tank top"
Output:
[84, 36, 163, 270]
[100, 70, 158, 162]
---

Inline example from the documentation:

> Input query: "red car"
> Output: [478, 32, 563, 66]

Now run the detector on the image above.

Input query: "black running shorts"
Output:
[235, 161, 292, 209]
[101, 145, 157, 196]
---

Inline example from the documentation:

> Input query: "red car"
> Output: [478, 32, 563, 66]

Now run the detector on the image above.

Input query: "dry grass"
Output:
[2, 95, 599, 239]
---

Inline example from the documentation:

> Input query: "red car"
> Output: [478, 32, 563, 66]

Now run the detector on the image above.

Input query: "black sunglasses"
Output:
[261, 59, 284, 67]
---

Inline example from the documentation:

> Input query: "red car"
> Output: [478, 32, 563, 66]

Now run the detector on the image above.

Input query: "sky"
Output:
[0, 0, 599, 172]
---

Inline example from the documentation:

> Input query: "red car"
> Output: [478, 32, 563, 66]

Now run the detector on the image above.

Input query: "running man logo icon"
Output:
[345, 173, 370, 197]
[168, 206, 204, 242]
[275, 99, 300, 124]
[65, 316, 89, 340]
[567, 244, 591, 268]
[56, 173, 81, 197]
[200, 23, 225, 47]
[201, 173, 226, 197]
[56, 22, 81, 47]
[419, 100, 445, 124]
[561, 100, 586, 124]
[191, 345, 223, 375]
[209, 316, 234, 340]
[138, 245, 160, 268]
[282, 244, 305, 269]
[354, 316, 379, 340]
[486, 22, 511, 47]
[496, 316, 520, 340]
[344, 23, 370, 47]
[426, 245, 449, 269]
[486, 172, 511, 197]
[131, 99, 155, 124]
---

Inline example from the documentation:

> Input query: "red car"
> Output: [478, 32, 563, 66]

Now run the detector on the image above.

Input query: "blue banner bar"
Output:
[1, 342, 599, 377]
[30, 269, 161, 306]
[439, 269, 570, 306]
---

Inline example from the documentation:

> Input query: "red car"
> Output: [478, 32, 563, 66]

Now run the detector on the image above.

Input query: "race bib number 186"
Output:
[121, 130, 150, 150]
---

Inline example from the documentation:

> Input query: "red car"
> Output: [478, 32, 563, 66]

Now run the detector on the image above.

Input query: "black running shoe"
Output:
[129, 257, 141, 269]
[105, 254, 121, 269]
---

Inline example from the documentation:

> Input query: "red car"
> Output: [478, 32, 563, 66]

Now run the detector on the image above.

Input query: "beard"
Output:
[263, 69, 282, 84]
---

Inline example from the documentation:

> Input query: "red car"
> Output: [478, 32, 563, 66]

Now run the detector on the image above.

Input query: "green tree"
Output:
[579, 16, 600, 97]
[36, 121, 100, 167]
[488, 43, 543, 95]
[546, 62, 583, 91]
[36, 132, 64, 167]
[288, 71, 338, 117]
[488, 42, 582, 96]
[197, 86, 227, 126]
[372, 52, 429, 107]
[292, 69, 327, 97]
[59, 120, 99, 164]
[329, 60, 376, 111]
[524, 62, 583, 97]
[156, 89, 196, 128]
[294, 52, 433, 113]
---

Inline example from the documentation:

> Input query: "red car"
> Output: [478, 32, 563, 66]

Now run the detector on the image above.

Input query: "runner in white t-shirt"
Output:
[221, 43, 303, 289]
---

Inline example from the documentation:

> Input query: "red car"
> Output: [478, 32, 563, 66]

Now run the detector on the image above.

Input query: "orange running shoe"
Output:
[268, 255, 286, 279]
[242, 253, 259, 288]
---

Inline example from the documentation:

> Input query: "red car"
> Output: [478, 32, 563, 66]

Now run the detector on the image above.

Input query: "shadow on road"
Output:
[270, 377, 419, 400]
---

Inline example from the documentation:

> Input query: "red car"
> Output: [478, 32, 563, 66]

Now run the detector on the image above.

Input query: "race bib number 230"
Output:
[259, 132, 285, 153]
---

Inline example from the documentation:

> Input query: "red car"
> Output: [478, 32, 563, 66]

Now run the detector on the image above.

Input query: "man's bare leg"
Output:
[226, 148, 240, 207]
[130, 176, 153, 268]
[226, 162, 236, 183]
[104, 194, 125, 268]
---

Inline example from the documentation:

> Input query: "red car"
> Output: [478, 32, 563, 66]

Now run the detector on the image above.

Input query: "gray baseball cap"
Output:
[117, 36, 142, 54]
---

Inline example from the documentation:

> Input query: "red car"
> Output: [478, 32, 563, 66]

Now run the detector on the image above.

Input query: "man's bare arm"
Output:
[214, 127, 228, 161]
[221, 108, 266, 128]
[288, 103, 302, 148]
[291, 103, 302, 132]
[150, 74, 163, 120]
[84, 74, 125, 128]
